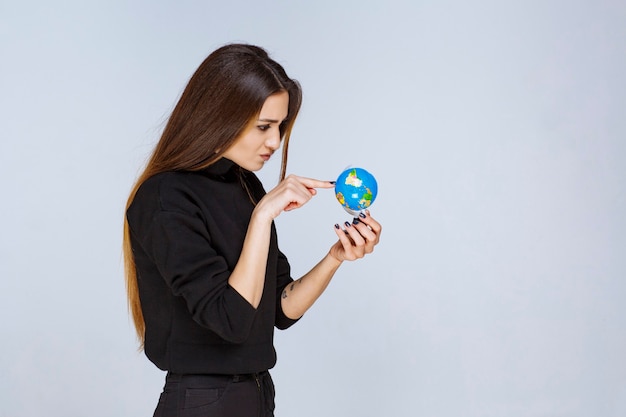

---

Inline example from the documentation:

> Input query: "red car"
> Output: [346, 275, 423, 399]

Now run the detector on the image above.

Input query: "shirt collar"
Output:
[201, 157, 241, 181]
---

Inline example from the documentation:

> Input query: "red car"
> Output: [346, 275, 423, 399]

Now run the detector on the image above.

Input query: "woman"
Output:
[123, 43, 382, 417]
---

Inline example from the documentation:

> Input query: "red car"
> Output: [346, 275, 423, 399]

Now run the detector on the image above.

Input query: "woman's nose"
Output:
[266, 129, 281, 150]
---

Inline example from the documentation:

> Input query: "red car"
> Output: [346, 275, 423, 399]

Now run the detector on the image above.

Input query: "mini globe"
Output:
[334, 167, 378, 216]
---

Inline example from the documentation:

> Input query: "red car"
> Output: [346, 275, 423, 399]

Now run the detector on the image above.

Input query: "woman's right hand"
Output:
[253, 174, 335, 222]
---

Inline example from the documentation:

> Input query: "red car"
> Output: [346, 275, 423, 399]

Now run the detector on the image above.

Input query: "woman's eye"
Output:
[258, 124, 271, 131]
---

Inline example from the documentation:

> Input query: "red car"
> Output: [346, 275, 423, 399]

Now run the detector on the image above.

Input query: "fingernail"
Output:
[329, 181, 336, 185]
[334, 223, 340, 229]
[344, 221, 351, 228]
[359, 212, 366, 219]
[352, 218, 360, 225]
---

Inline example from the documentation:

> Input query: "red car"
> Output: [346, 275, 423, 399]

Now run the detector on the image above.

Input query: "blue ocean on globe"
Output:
[334, 167, 378, 216]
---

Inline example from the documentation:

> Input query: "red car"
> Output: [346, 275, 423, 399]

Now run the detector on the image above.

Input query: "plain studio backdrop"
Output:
[1, 1, 624, 416]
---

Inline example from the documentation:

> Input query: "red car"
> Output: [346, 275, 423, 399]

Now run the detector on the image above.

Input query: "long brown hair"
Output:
[123, 44, 302, 346]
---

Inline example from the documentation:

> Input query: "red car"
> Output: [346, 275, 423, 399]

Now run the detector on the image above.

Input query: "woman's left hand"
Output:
[329, 210, 382, 262]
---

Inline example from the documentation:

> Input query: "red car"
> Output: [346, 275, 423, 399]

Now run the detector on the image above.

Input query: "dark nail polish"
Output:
[344, 221, 351, 228]
[352, 218, 360, 225]
[329, 181, 336, 185]
[359, 212, 366, 218]
[334, 223, 340, 229]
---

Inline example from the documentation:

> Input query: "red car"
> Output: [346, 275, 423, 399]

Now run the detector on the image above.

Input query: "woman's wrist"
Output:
[325, 250, 344, 266]
[250, 203, 276, 225]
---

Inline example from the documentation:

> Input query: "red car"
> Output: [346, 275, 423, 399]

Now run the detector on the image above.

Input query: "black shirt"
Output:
[127, 158, 298, 374]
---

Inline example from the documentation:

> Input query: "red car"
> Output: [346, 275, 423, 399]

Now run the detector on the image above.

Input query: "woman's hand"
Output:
[329, 210, 382, 262]
[253, 175, 335, 222]
[277, 209, 382, 319]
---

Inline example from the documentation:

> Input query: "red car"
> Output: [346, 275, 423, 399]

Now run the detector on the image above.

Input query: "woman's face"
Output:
[222, 91, 289, 172]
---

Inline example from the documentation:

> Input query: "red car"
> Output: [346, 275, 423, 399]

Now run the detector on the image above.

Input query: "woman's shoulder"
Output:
[140, 170, 190, 191]
[131, 171, 204, 214]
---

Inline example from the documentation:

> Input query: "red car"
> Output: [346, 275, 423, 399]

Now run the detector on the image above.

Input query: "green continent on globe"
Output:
[359, 189, 373, 207]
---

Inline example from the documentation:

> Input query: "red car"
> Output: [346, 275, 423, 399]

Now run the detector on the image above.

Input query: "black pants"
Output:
[153, 371, 275, 417]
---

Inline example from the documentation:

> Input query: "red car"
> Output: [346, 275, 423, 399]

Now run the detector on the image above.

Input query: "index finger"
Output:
[295, 176, 336, 190]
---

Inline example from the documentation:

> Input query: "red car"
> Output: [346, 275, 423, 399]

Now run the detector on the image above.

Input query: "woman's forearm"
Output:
[281, 253, 343, 319]
[227, 213, 273, 308]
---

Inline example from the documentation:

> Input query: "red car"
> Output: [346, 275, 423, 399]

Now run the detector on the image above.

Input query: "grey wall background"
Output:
[1, 1, 624, 416]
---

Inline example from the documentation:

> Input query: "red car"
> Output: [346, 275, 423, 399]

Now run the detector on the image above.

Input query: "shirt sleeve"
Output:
[132, 195, 258, 344]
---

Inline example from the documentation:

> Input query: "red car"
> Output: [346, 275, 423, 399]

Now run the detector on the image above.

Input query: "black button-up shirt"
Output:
[127, 158, 298, 374]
